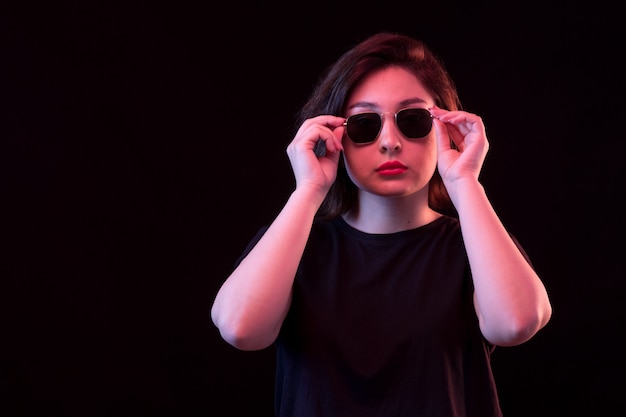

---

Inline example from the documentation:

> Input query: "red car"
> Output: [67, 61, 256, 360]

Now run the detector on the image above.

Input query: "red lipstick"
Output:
[376, 161, 408, 176]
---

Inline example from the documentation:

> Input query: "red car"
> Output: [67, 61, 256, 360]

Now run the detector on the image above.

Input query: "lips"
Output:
[376, 161, 408, 175]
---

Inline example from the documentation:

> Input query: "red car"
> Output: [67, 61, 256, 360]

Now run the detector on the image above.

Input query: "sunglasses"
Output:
[343, 108, 434, 144]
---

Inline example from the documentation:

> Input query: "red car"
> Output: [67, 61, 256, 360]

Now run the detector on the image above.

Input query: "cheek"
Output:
[423, 138, 439, 165]
[342, 148, 356, 171]
[406, 137, 438, 167]
[421, 130, 439, 153]
[342, 147, 367, 183]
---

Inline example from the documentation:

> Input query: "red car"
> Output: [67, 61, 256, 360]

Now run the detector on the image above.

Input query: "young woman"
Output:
[211, 32, 552, 416]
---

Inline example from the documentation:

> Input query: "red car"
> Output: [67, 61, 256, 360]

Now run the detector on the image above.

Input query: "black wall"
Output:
[2, 3, 624, 416]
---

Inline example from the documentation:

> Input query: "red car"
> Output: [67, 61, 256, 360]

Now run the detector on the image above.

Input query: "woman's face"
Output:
[342, 66, 438, 199]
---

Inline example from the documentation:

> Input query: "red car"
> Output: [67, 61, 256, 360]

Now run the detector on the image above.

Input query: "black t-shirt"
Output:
[239, 215, 516, 417]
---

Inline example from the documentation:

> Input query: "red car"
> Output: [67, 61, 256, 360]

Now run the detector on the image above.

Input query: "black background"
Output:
[2, 2, 624, 416]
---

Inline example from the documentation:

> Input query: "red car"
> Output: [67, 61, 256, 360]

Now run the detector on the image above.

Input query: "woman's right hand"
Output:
[286, 115, 345, 196]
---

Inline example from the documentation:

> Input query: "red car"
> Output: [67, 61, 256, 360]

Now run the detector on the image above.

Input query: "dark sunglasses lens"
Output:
[397, 108, 433, 138]
[346, 113, 381, 144]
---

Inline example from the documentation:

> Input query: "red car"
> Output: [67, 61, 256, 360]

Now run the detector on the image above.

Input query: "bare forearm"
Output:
[211, 187, 323, 350]
[451, 180, 552, 346]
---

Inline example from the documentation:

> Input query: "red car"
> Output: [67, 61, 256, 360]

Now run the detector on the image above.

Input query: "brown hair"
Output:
[294, 32, 462, 220]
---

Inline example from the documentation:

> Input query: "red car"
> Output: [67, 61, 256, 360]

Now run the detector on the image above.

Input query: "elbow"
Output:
[486, 304, 553, 347]
[211, 307, 276, 351]
[492, 319, 544, 347]
[217, 323, 276, 351]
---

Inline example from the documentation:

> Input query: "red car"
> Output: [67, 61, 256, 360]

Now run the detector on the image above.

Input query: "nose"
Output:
[377, 113, 402, 152]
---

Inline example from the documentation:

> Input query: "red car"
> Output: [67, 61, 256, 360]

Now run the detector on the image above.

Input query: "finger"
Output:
[307, 116, 346, 148]
[331, 122, 345, 152]
[439, 112, 484, 137]
[445, 124, 465, 151]
[433, 117, 453, 153]
[296, 115, 340, 140]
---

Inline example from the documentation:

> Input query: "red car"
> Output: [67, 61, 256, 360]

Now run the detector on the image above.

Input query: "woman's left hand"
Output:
[430, 106, 489, 186]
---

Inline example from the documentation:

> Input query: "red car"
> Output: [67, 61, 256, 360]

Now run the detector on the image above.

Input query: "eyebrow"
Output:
[346, 97, 429, 111]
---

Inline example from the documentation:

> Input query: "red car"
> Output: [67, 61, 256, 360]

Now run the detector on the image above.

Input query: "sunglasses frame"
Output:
[343, 107, 434, 145]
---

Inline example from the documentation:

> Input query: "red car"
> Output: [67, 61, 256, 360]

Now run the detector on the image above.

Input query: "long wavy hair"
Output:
[293, 32, 462, 220]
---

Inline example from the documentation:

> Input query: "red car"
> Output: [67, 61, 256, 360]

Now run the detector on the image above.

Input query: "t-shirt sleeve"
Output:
[232, 225, 270, 269]
[509, 232, 534, 269]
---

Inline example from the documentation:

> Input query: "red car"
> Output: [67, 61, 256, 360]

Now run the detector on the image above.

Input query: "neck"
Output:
[342, 191, 442, 234]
